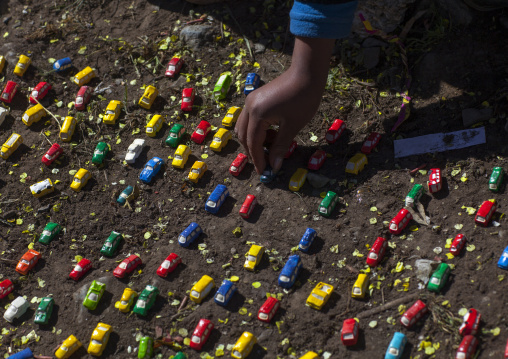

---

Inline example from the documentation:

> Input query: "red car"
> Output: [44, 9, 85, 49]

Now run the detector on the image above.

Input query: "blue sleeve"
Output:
[290, 1, 358, 39]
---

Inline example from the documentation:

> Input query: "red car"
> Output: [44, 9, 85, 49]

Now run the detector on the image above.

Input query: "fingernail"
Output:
[273, 157, 283, 173]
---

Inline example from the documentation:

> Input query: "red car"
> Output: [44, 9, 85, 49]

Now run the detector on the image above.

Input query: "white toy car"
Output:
[125, 139, 146, 164]
[0, 107, 9, 127]
[4, 296, 29, 323]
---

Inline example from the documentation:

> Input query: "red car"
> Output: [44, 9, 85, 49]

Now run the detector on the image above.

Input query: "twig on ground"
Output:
[357, 292, 419, 319]
[33, 98, 61, 130]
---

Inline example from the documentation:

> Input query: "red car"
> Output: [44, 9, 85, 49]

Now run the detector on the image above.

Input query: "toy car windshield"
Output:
[192, 168, 200, 174]
[74, 264, 83, 271]
[145, 166, 153, 171]
[76, 97, 83, 104]
[196, 129, 204, 135]
[206, 200, 216, 208]
[183, 97, 191, 102]
[312, 293, 324, 301]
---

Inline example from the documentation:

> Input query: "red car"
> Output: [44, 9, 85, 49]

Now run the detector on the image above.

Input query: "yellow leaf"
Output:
[491, 327, 501, 336]
[3, 32, 8, 38]
[252, 282, 261, 288]
[239, 307, 248, 315]
[395, 262, 404, 272]
[445, 253, 454, 259]
[230, 276, 239, 282]
[253, 62, 260, 68]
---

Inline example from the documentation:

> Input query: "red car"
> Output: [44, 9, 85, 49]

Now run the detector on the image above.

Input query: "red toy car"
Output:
[456, 335, 478, 359]
[340, 318, 359, 346]
[505, 338, 508, 359]
[450, 234, 467, 256]
[190, 318, 214, 351]
[30, 82, 51, 104]
[257, 296, 280, 323]
[156, 253, 182, 278]
[459, 308, 481, 336]
[69, 258, 92, 281]
[113, 254, 142, 278]
[361, 132, 381, 154]
[239, 194, 257, 219]
[1, 81, 18, 104]
[191, 120, 211, 144]
[181, 88, 195, 112]
[41, 143, 63, 166]
[16, 249, 41, 275]
[308, 150, 326, 170]
[366, 237, 387, 267]
[165, 57, 184, 78]
[400, 299, 428, 328]
[475, 200, 497, 227]
[325, 119, 346, 144]
[428, 168, 442, 193]
[230, 153, 248, 176]
[389, 208, 412, 235]
[285, 141, 297, 159]
[0, 279, 14, 299]
[75, 86, 93, 111]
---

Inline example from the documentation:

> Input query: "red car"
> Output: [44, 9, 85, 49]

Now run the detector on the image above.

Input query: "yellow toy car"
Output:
[210, 128, 232, 152]
[30, 178, 55, 198]
[103, 100, 122, 125]
[13, 54, 31, 76]
[60, 116, 77, 142]
[87, 322, 112, 356]
[244, 244, 265, 271]
[289, 168, 308, 192]
[222, 106, 242, 127]
[139, 85, 158, 109]
[22, 103, 47, 126]
[146, 114, 164, 137]
[188, 161, 207, 183]
[352, 273, 369, 299]
[299, 352, 319, 359]
[55, 334, 82, 359]
[1, 133, 23, 160]
[73, 66, 96, 86]
[172, 144, 191, 169]
[345, 153, 368, 175]
[0, 56, 5, 73]
[116, 287, 138, 313]
[306, 282, 334, 310]
[231, 332, 257, 359]
[190, 275, 215, 304]
[70, 168, 91, 192]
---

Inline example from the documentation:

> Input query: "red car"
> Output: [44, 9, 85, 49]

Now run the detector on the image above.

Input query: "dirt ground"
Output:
[0, 0, 508, 358]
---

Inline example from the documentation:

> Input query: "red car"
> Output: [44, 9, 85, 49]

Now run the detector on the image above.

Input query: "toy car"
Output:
[450, 234, 467, 256]
[190, 319, 214, 350]
[345, 153, 368, 175]
[87, 322, 112, 356]
[92, 142, 109, 166]
[231, 332, 256, 359]
[352, 273, 369, 299]
[30, 178, 55, 198]
[361, 132, 381, 154]
[455, 335, 478, 359]
[285, 140, 298, 158]
[191, 120, 211, 144]
[73, 66, 95, 86]
[125, 138, 146, 164]
[244, 72, 260, 95]
[100, 231, 123, 257]
[188, 161, 207, 183]
[117, 287, 138, 313]
[146, 114, 164, 137]
[1, 133, 23, 159]
[260, 164, 277, 183]
[289, 168, 308, 192]
[39, 222, 61, 244]
[139, 85, 158, 109]
[475, 199, 497, 226]
[326, 119, 346, 144]
[0, 107, 9, 126]
[318, 191, 339, 217]
[1, 81, 18, 104]
[16, 249, 41, 275]
[55, 335, 82, 359]
[138, 336, 154, 359]
[230, 153, 248, 176]
[214, 279, 237, 306]
[210, 128, 232, 152]
[13, 54, 31, 76]
[205, 184, 229, 214]
[498, 245, 508, 270]
[75, 85, 93, 110]
[22, 103, 47, 126]
[427, 262, 451, 293]
[306, 282, 334, 310]
[405, 183, 424, 208]
[213, 73, 232, 100]
[308, 150, 326, 170]
[389, 208, 412, 235]
[400, 299, 427, 328]
[366, 237, 387, 267]
[30, 82, 51, 104]
[0, 55, 4, 73]
[459, 308, 481, 336]
[156, 253, 182, 278]
[173, 352, 188, 359]
[299, 352, 319, 359]
[178, 222, 203, 247]
[341, 318, 359, 346]
[299, 228, 317, 253]
[258, 297, 280, 323]
[103, 100, 122, 124]
[83, 280, 106, 310]
[428, 168, 442, 193]
[70, 168, 91, 192]
[117, 185, 139, 206]
[9, 347, 33, 359]
[69, 258, 92, 281]
[181, 88, 195, 112]
[166, 123, 185, 148]
[239, 194, 257, 219]
[3, 296, 29, 323]
[34, 297, 54, 325]
[244, 244, 265, 271]
[53, 57, 72, 72]
[489, 166, 504, 192]
[172, 144, 191, 169]
[0, 279, 14, 299]
[113, 254, 142, 278]
[222, 106, 242, 127]
[385, 332, 407, 359]
[165, 57, 184, 78]
[42, 143, 63, 166]
[278, 254, 302, 289]
[140, 157, 164, 183]
[59, 116, 77, 142]
[190, 275, 215, 304]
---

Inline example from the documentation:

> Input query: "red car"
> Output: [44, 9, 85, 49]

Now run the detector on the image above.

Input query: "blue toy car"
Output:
[278, 255, 303, 289]
[214, 279, 237, 306]
[178, 222, 203, 247]
[298, 228, 317, 253]
[139, 157, 164, 184]
[244, 73, 260, 95]
[205, 184, 229, 214]
[260, 164, 277, 184]
[498, 245, 508, 269]
[53, 57, 72, 72]
[385, 332, 407, 359]
[7, 348, 33, 359]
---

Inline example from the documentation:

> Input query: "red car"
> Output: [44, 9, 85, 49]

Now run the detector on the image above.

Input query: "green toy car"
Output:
[427, 262, 451, 293]
[83, 280, 106, 310]
[318, 191, 339, 217]
[405, 184, 424, 208]
[133, 285, 159, 316]
[489, 166, 504, 192]
[92, 141, 110, 166]
[38, 222, 62, 244]
[165, 123, 185, 148]
[100, 231, 123, 257]
[138, 336, 154, 359]
[213, 73, 232, 100]
[173, 352, 187, 359]
[34, 297, 54, 325]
